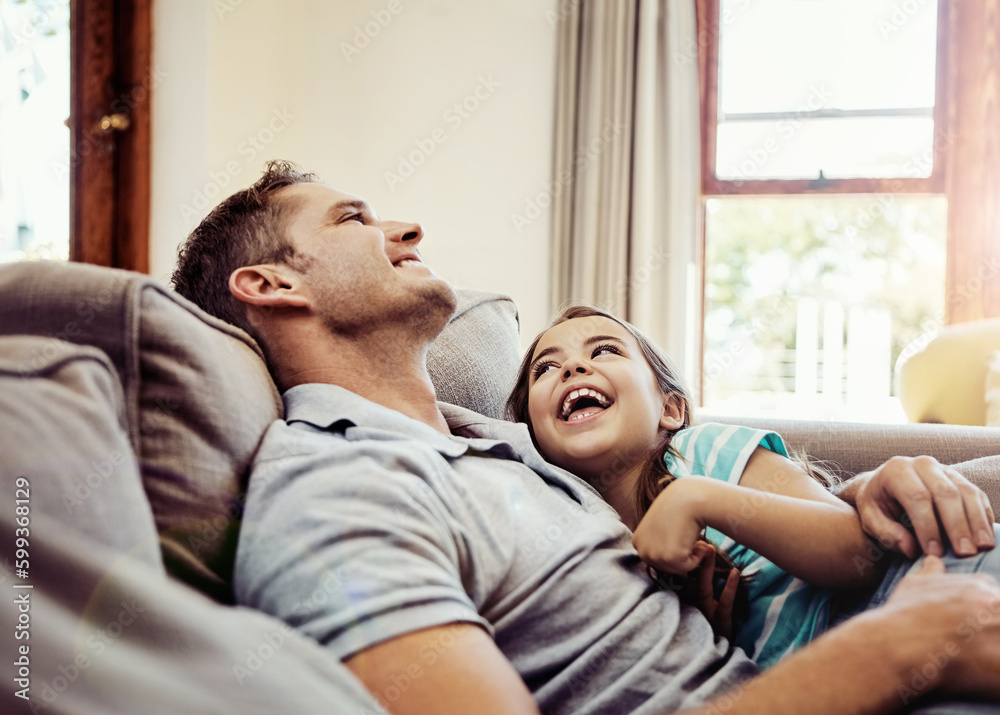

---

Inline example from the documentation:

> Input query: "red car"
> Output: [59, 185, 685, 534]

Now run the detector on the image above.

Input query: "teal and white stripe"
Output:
[663, 422, 835, 668]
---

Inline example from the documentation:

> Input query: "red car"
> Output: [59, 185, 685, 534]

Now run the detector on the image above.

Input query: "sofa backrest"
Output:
[0, 261, 283, 601]
[702, 413, 1000, 508]
[0, 260, 521, 602]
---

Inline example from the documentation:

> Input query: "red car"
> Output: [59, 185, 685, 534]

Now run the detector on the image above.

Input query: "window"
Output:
[714, 0, 943, 184]
[0, 0, 151, 271]
[697, 0, 1000, 422]
[0, 0, 71, 263]
[703, 194, 946, 422]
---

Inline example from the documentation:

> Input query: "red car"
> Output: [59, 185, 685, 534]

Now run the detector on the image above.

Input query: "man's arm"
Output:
[343, 560, 1000, 715]
[682, 556, 1000, 715]
[344, 624, 540, 715]
[837, 455, 995, 558]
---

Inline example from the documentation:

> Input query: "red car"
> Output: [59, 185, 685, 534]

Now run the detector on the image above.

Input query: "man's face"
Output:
[277, 182, 456, 334]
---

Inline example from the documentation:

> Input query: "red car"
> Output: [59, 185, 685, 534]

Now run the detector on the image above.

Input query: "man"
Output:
[173, 160, 1000, 714]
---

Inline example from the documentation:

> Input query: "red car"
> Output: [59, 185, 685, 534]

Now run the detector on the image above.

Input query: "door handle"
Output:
[99, 112, 131, 133]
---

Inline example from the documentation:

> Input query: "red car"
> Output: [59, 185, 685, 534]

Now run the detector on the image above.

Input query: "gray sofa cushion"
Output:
[0, 506, 384, 714]
[0, 261, 521, 601]
[0, 261, 282, 601]
[429, 288, 521, 420]
[0, 335, 160, 567]
[950, 455, 1000, 512]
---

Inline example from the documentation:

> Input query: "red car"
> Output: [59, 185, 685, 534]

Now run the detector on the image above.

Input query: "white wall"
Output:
[150, 0, 209, 282]
[151, 0, 559, 343]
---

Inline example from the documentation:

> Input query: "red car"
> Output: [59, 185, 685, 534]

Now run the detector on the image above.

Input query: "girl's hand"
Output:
[632, 478, 711, 575]
[691, 544, 740, 640]
[634, 480, 741, 639]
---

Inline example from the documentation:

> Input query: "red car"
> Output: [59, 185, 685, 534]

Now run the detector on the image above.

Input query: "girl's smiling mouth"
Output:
[559, 387, 613, 421]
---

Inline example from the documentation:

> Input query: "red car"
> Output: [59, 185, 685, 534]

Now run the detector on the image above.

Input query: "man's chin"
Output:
[405, 278, 458, 336]
[435, 279, 459, 318]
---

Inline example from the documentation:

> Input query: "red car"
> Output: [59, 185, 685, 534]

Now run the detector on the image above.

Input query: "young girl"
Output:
[505, 304, 960, 668]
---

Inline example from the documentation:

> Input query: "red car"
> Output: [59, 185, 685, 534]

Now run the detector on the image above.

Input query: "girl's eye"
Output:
[592, 343, 621, 358]
[531, 361, 557, 379]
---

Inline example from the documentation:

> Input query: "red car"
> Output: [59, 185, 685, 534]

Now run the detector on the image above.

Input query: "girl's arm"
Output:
[633, 447, 883, 589]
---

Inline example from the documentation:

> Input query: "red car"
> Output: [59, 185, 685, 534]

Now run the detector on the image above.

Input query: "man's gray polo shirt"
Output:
[233, 383, 756, 714]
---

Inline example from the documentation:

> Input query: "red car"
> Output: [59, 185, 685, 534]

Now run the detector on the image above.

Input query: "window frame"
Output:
[698, 0, 951, 197]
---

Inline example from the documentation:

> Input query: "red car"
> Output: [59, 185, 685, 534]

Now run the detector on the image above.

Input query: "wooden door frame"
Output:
[70, 0, 152, 272]
[942, 0, 1000, 324]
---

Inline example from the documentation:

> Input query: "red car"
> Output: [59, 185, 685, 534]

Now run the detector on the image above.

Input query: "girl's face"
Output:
[526, 316, 683, 487]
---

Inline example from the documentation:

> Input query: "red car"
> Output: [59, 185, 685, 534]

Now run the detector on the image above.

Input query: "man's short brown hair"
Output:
[171, 160, 319, 341]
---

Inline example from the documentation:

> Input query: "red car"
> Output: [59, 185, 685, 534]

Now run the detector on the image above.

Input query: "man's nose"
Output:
[383, 221, 424, 244]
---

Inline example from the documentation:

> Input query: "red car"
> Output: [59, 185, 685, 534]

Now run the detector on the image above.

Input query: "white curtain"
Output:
[551, 0, 702, 390]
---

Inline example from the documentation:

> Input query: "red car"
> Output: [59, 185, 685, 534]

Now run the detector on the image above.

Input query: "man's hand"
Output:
[882, 555, 1000, 699]
[842, 456, 995, 559]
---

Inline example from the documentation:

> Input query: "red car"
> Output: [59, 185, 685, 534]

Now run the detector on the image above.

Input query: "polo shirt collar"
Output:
[283, 383, 469, 458]
[282, 382, 610, 510]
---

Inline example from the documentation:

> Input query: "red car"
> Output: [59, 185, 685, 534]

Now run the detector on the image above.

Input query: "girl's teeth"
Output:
[561, 388, 611, 419]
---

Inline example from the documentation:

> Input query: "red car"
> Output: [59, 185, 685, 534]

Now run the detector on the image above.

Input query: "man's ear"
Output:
[229, 264, 310, 311]
[658, 391, 686, 431]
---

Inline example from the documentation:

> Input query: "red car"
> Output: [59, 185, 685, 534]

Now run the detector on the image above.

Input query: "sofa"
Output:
[1, 260, 998, 714]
